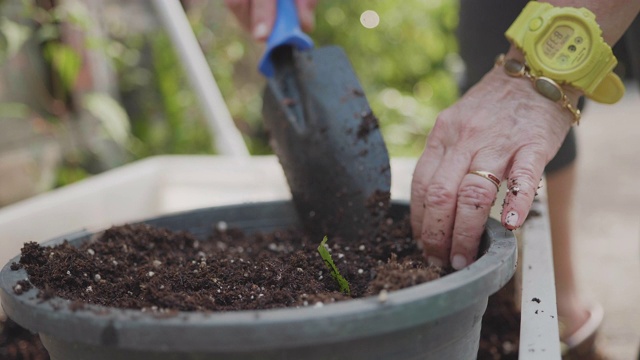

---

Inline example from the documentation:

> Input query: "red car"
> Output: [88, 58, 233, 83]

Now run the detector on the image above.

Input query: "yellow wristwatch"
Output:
[505, 1, 624, 104]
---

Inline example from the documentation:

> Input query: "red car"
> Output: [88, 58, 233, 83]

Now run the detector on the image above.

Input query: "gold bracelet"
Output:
[494, 54, 581, 125]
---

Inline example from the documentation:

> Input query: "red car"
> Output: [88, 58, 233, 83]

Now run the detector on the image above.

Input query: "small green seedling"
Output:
[317, 236, 350, 295]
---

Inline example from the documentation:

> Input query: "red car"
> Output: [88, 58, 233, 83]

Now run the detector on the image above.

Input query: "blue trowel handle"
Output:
[258, 0, 314, 77]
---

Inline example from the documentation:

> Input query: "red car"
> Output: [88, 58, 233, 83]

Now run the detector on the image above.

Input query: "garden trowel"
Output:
[259, 0, 391, 240]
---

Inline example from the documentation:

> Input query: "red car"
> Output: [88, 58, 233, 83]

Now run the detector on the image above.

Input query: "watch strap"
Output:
[590, 72, 625, 104]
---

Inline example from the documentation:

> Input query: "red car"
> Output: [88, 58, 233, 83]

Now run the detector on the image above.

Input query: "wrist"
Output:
[495, 50, 582, 124]
[504, 46, 525, 63]
[505, 46, 582, 106]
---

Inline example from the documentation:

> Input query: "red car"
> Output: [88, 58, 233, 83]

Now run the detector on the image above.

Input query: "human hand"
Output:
[410, 52, 578, 270]
[224, 0, 317, 41]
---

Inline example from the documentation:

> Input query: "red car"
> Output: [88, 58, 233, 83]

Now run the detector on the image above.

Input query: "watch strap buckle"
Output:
[588, 72, 625, 104]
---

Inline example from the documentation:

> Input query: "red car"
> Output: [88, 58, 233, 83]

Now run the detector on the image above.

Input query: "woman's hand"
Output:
[410, 53, 577, 270]
[224, 0, 317, 41]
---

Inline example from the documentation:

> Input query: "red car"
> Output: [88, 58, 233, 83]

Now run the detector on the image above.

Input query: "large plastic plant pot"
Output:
[0, 201, 517, 360]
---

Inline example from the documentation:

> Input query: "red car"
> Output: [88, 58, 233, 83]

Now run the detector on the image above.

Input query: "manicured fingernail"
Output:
[451, 254, 467, 270]
[427, 256, 443, 267]
[253, 23, 269, 39]
[505, 211, 519, 228]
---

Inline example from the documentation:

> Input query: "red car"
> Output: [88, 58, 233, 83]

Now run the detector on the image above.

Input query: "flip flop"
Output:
[560, 303, 606, 360]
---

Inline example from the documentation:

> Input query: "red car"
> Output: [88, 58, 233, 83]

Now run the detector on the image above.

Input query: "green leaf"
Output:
[317, 236, 351, 295]
[36, 23, 60, 43]
[0, 18, 32, 59]
[43, 43, 81, 91]
[82, 92, 131, 146]
[52, 0, 91, 30]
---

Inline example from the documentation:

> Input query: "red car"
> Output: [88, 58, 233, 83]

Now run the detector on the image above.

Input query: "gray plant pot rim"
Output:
[0, 200, 517, 353]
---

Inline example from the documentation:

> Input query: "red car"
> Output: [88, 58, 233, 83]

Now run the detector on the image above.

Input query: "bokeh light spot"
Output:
[360, 10, 380, 29]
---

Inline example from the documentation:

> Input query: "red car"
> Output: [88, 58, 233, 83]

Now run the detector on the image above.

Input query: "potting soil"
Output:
[14, 216, 441, 312]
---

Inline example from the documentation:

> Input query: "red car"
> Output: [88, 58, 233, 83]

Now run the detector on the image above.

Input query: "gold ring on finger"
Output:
[468, 170, 501, 191]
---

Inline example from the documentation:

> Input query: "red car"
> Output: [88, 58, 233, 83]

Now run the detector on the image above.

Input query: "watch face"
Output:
[536, 21, 590, 70]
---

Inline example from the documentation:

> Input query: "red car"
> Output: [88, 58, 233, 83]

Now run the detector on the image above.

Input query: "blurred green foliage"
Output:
[187, 2, 271, 155]
[117, 29, 215, 158]
[188, 0, 461, 156]
[312, 0, 461, 155]
[0, 0, 461, 191]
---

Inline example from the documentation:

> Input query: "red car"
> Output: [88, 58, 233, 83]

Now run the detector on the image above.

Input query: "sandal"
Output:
[560, 303, 606, 360]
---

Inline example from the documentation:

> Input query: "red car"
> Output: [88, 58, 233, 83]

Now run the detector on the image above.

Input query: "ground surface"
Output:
[573, 82, 640, 360]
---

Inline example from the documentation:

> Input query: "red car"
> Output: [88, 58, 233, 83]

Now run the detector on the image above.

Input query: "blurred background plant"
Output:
[0, 0, 461, 206]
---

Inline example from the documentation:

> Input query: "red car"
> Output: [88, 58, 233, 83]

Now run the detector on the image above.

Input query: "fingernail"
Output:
[451, 254, 467, 270]
[427, 256, 443, 267]
[253, 23, 269, 39]
[505, 211, 519, 228]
